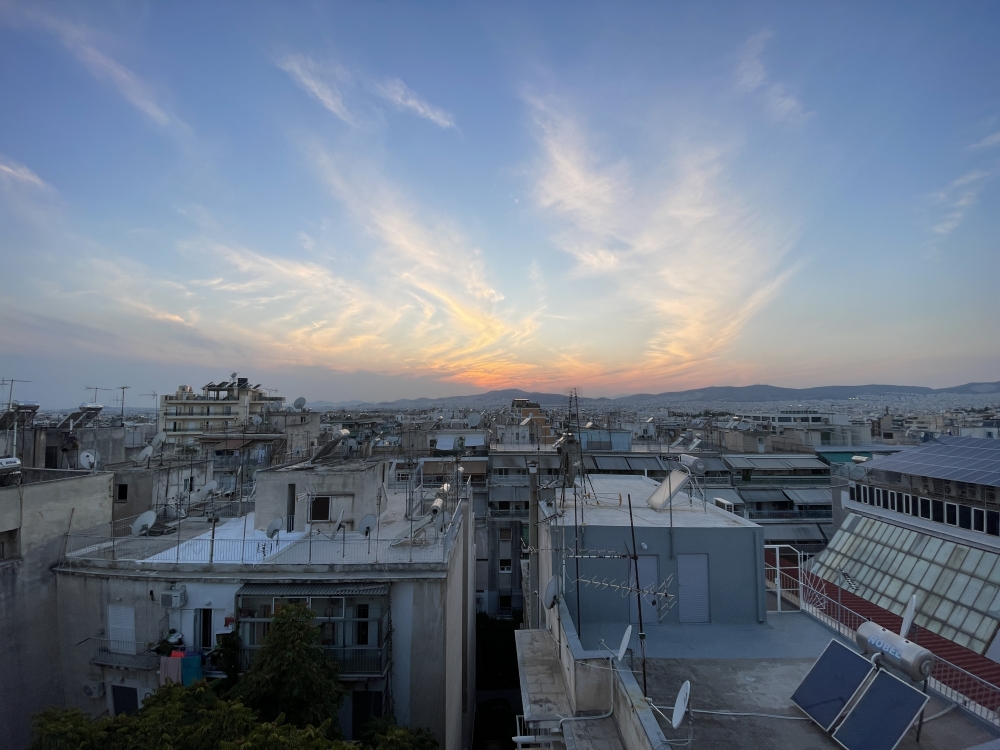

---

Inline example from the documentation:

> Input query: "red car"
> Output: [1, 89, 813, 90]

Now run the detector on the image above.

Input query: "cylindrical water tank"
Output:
[679, 454, 706, 474]
[856, 622, 934, 681]
[431, 497, 445, 516]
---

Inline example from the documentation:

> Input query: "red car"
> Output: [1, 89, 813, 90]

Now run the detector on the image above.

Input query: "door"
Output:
[108, 604, 136, 654]
[111, 684, 139, 715]
[677, 554, 710, 623]
[629, 556, 658, 624]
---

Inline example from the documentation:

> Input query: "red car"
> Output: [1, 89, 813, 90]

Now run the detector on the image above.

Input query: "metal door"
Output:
[677, 554, 710, 623]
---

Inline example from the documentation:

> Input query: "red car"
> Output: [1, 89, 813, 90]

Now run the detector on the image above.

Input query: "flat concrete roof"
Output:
[551, 474, 758, 529]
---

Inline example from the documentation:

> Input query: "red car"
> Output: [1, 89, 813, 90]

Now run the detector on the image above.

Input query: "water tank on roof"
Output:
[679, 454, 706, 474]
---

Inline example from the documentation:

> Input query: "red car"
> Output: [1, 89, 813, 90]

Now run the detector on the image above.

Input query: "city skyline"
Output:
[2, 2, 999, 405]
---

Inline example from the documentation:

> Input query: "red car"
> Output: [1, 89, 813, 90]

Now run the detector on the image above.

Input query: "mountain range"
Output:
[307, 380, 1000, 410]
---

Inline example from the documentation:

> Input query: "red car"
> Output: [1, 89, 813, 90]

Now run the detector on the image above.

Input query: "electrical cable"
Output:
[689, 708, 810, 721]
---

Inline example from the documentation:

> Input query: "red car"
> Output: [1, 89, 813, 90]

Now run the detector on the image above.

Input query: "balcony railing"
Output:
[744, 509, 833, 521]
[733, 476, 831, 485]
[89, 638, 160, 670]
[239, 641, 389, 677]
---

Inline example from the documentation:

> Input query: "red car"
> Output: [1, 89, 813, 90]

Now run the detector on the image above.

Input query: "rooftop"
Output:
[548, 474, 758, 529]
[863, 436, 1000, 488]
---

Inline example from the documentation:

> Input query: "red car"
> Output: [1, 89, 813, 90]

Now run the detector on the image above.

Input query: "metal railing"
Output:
[89, 639, 160, 670]
[764, 558, 1000, 727]
[734, 476, 831, 485]
[745, 509, 833, 521]
[239, 641, 389, 677]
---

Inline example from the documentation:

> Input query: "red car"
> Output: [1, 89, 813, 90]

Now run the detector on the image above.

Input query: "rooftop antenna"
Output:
[626, 493, 648, 696]
[83, 385, 113, 404]
[137, 445, 154, 466]
[543, 575, 560, 611]
[294, 397, 306, 411]
[266, 516, 283, 540]
[671, 680, 691, 730]
[117, 386, 130, 423]
[78, 449, 97, 471]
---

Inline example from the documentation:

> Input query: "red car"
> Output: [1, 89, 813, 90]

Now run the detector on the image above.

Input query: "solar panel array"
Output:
[863, 437, 1000, 488]
[791, 640, 874, 730]
[832, 671, 928, 750]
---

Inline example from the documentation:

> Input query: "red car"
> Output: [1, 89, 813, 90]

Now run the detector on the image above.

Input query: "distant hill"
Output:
[308, 380, 1000, 410]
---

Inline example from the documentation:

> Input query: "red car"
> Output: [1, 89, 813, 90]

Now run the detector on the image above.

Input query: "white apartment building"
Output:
[159, 377, 285, 450]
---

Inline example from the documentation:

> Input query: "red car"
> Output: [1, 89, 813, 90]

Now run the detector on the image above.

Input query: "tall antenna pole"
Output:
[118, 386, 130, 424]
[626, 493, 648, 696]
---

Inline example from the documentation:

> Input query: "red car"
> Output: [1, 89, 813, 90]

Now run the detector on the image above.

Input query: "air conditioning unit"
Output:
[82, 680, 105, 699]
[160, 585, 187, 608]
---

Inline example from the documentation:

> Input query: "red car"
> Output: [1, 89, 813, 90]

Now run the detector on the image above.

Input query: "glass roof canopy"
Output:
[810, 512, 1000, 654]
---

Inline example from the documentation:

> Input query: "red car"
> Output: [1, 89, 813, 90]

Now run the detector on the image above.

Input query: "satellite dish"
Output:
[332, 509, 345, 534]
[617, 625, 632, 662]
[359, 514, 377, 537]
[467, 412, 481, 428]
[672, 680, 691, 730]
[132, 510, 158, 537]
[79, 450, 97, 470]
[294, 397, 306, 410]
[901, 594, 917, 639]
[137, 446, 153, 462]
[252, 415, 263, 425]
[543, 575, 560, 610]
[204, 480, 218, 495]
[266, 516, 283, 539]
[151, 431, 166, 449]
[231, 372, 238, 379]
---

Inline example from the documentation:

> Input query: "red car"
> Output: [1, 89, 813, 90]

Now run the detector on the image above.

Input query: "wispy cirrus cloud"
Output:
[0, 157, 51, 190]
[928, 169, 991, 236]
[736, 31, 810, 123]
[970, 132, 1000, 149]
[276, 55, 354, 125]
[8, 9, 184, 131]
[526, 95, 799, 388]
[375, 78, 456, 129]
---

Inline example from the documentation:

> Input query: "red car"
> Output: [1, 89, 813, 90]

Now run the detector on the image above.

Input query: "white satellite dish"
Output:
[266, 516, 283, 539]
[294, 397, 306, 410]
[359, 514, 377, 537]
[151, 431, 166, 450]
[617, 625, 632, 662]
[203, 480, 218, 495]
[467, 412, 481, 428]
[672, 680, 691, 730]
[543, 575, 560, 610]
[252, 415, 263, 425]
[231, 372, 238, 380]
[332, 509, 345, 534]
[132, 510, 158, 537]
[901, 594, 917, 639]
[79, 450, 97, 470]
[137, 446, 153, 463]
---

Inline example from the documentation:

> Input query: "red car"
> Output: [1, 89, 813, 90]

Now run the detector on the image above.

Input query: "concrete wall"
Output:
[111, 460, 213, 521]
[551, 523, 766, 628]
[0, 472, 112, 750]
[254, 460, 389, 533]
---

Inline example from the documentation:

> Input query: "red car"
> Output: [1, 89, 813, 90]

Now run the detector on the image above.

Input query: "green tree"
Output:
[228, 604, 347, 734]
[358, 717, 438, 750]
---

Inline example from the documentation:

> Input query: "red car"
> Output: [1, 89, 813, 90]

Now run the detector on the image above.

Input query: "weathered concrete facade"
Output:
[0, 470, 112, 750]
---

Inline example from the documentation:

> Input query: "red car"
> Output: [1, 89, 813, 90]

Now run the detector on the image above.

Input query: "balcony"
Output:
[239, 641, 389, 678]
[743, 510, 833, 521]
[89, 638, 160, 670]
[733, 476, 831, 486]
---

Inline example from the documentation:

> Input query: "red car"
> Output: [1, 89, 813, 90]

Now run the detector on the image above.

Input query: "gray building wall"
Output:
[0, 471, 112, 750]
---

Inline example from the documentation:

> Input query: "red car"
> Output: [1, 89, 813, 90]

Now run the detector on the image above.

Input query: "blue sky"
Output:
[1, 1, 999, 406]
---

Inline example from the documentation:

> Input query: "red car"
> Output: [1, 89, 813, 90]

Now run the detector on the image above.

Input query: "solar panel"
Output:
[791, 640, 874, 730]
[832, 670, 928, 750]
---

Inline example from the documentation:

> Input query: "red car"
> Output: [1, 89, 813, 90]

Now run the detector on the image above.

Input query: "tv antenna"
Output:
[2, 379, 31, 411]
[117, 386, 130, 421]
[83, 385, 113, 404]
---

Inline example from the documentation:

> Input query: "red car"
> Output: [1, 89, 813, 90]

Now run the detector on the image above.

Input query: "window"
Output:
[862, 485, 869, 504]
[959, 505, 972, 530]
[310, 496, 331, 522]
[910, 495, 919, 517]
[849, 486, 856, 502]
[903, 494, 910, 515]
[499, 594, 512, 610]
[493, 468, 509, 476]
[946, 503, 957, 526]
[989, 510, 1000, 537]
[932, 499, 944, 523]
[975, 509, 986, 532]
[889, 491, 897, 512]
[115, 484, 129, 503]
[356, 604, 370, 646]
[874, 488, 882, 507]
[920, 497, 931, 519]
[499, 528, 512, 541]
[499, 559, 513, 573]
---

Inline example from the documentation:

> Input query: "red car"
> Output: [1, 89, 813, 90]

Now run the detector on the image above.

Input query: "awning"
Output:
[594, 455, 631, 471]
[537, 455, 561, 469]
[464, 434, 486, 447]
[783, 489, 833, 506]
[208, 439, 254, 451]
[492, 455, 527, 469]
[782, 457, 829, 470]
[583, 456, 597, 471]
[491, 486, 526, 502]
[626, 456, 665, 471]
[700, 456, 729, 473]
[739, 489, 789, 504]
[236, 583, 389, 597]
[421, 461, 448, 475]
[762, 524, 831, 543]
[435, 436, 455, 450]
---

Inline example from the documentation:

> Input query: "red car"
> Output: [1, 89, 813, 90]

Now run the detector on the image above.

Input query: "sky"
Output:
[1, 1, 999, 406]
